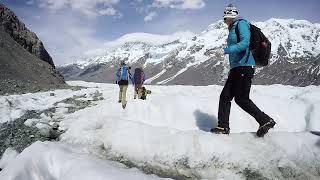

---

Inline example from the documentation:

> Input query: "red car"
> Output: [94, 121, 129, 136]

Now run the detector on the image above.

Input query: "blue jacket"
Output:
[224, 18, 255, 69]
[116, 65, 133, 83]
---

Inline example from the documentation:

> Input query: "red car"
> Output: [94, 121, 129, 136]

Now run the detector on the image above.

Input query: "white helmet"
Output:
[223, 4, 238, 19]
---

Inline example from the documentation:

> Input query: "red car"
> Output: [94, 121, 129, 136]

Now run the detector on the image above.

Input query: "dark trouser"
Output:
[218, 66, 270, 129]
[134, 84, 143, 99]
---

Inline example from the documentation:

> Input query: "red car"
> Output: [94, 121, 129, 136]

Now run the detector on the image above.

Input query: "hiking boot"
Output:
[118, 100, 121, 103]
[122, 103, 126, 109]
[256, 119, 276, 137]
[210, 126, 230, 135]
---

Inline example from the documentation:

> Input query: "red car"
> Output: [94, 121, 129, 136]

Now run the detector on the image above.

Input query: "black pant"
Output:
[218, 66, 270, 128]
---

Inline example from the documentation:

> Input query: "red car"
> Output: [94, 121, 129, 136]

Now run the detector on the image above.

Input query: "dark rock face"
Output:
[254, 55, 320, 86]
[0, 26, 65, 95]
[58, 62, 118, 83]
[57, 64, 83, 80]
[169, 59, 226, 86]
[0, 3, 65, 95]
[0, 3, 54, 67]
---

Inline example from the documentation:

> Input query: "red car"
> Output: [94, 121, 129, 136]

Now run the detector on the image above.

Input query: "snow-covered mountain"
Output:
[58, 18, 320, 86]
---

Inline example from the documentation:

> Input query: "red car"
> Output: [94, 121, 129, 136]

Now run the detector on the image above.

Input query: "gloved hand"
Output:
[206, 48, 224, 58]
[215, 48, 225, 57]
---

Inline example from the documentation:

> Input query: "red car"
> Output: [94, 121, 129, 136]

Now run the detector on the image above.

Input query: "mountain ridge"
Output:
[58, 18, 320, 86]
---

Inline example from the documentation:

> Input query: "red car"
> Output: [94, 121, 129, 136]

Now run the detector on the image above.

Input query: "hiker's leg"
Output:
[119, 85, 123, 102]
[218, 74, 235, 129]
[137, 85, 143, 99]
[233, 67, 269, 125]
[134, 86, 138, 99]
[122, 85, 128, 106]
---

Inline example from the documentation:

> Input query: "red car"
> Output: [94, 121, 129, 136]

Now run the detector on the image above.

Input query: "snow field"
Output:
[1, 81, 320, 179]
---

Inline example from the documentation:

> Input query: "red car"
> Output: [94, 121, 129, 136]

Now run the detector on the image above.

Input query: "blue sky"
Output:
[2, 0, 320, 65]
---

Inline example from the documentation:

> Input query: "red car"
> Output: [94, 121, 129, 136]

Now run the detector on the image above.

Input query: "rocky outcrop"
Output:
[254, 55, 320, 86]
[0, 27, 65, 95]
[0, 3, 55, 67]
[0, 3, 65, 95]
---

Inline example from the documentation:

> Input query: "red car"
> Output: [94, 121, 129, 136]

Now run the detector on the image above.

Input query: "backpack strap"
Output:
[235, 22, 240, 43]
[141, 72, 145, 83]
[120, 67, 123, 79]
[235, 20, 250, 64]
[128, 69, 132, 78]
[128, 69, 134, 83]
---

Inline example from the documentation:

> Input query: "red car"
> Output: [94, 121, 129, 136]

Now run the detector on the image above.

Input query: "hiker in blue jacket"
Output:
[116, 61, 133, 109]
[211, 4, 276, 137]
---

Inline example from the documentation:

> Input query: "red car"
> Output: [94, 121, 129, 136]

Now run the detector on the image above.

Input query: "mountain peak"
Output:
[71, 18, 320, 66]
[59, 18, 320, 87]
[203, 20, 225, 33]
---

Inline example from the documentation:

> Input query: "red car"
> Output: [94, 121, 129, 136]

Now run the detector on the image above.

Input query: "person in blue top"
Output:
[116, 61, 133, 109]
[211, 4, 276, 137]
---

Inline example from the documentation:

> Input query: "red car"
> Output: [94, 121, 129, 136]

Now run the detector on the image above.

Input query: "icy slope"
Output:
[60, 81, 320, 133]
[0, 142, 170, 180]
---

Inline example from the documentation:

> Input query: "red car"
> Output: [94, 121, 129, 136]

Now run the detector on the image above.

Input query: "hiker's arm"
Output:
[142, 72, 145, 83]
[115, 69, 120, 82]
[224, 21, 250, 54]
[129, 71, 134, 84]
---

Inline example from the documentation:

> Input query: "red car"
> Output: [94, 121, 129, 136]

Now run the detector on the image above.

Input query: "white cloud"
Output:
[84, 31, 195, 56]
[144, 11, 157, 22]
[99, 7, 116, 16]
[33, 0, 121, 18]
[153, 0, 206, 10]
[33, 15, 41, 20]
[26, 0, 35, 5]
[38, 0, 68, 10]
[18, 0, 209, 65]
[23, 10, 106, 65]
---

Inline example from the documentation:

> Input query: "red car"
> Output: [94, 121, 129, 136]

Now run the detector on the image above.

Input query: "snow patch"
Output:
[0, 142, 169, 180]
[0, 148, 19, 170]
